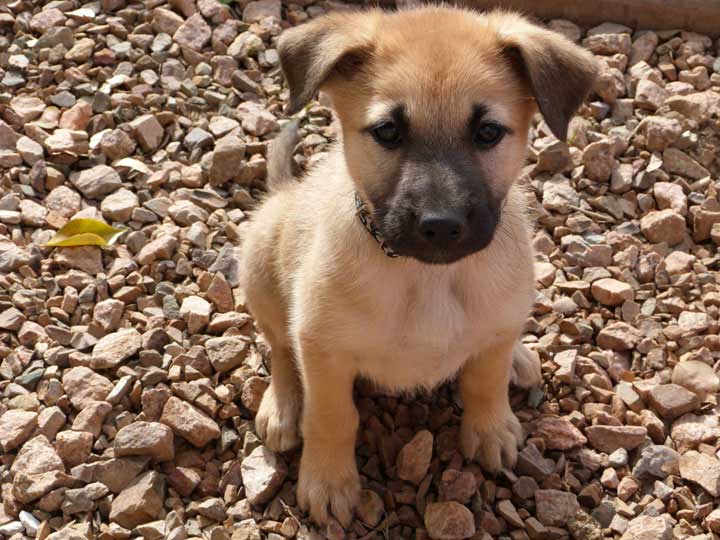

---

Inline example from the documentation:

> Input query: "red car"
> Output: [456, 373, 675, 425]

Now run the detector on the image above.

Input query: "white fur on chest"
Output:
[329, 257, 526, 391]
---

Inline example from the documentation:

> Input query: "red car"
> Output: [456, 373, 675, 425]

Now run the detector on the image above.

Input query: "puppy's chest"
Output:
[347, 272, 502, 389]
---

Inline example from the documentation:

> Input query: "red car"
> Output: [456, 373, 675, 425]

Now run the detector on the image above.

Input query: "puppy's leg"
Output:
[510, 341, 542, 388]
[297, 342, 360, 528]
[460, 340, 524, 472]
[255, 330, 302, 452]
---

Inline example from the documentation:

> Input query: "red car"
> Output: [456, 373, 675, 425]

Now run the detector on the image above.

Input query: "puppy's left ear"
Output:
[277, 11, 378, 115]
[493, 13, 598, 141]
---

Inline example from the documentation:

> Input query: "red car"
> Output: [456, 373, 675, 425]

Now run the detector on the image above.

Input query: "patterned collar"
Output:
[354, 192, 399, 258]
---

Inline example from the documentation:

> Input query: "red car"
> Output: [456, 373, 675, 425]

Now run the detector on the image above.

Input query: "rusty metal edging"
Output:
[395, 0, 720, 38]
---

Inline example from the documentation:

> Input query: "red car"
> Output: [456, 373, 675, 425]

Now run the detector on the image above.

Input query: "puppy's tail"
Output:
[266, 119, 300, 192]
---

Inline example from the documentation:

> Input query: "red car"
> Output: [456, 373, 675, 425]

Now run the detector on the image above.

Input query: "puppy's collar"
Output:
[354, 193, 399, 258]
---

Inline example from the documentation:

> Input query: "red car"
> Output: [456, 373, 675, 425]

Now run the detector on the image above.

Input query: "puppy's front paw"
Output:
[510, 342, 542, 389]
[460, 407, 523, 473]
[255, 384, 301, 453]
[298, 450, 360, 528]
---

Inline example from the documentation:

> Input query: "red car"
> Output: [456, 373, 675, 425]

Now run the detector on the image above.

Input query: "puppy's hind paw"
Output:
[298, 454, 360, 528]
[255, 384, 301, 453]
[460, 407, 523, 473]
[510, 342, 542, 389]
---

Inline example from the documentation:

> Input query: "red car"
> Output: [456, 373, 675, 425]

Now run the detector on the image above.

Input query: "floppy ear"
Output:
[492, 13, 598, 141]
[277, 11, 377, 115]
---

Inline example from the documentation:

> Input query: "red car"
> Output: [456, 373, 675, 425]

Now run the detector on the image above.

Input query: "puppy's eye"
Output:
[474, 122, 505, 148]
[371, 121, 402, 149]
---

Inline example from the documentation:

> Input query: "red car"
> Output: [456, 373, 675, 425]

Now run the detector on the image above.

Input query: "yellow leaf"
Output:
[45, 218, 127, 247]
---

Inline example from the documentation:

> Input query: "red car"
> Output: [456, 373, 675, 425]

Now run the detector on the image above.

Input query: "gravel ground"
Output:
[1, 1, 720, 540]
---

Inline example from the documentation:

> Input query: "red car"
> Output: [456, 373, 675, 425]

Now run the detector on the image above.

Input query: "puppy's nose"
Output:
[418, 213, 465, 245]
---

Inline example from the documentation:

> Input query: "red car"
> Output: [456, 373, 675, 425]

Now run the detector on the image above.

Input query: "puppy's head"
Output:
[279, 7, 597, 264]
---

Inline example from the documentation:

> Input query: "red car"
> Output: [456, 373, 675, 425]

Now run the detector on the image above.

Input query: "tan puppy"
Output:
[241, 6, 596, 527]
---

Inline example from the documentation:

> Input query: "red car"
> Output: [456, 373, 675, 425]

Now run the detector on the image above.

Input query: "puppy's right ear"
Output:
[491, 12, 597, 141]
[278, 11, 377, 114]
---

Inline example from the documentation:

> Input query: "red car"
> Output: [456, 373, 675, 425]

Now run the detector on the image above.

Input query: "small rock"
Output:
[672, 361, 719, 398]
[240, 445, 288, 505]
[634, 79, 668, 110]
[396, 430, 433, 485]
[243, 0, 281, 22]
[206, 272, 235, 312]
[197, 497, 227, 521]
[12, 470, 80, 504]
[597, 322, 641, 351]
[542, 176, 579, 213]
[241, 376, 269, 413]
[160, 396, 220, 447]
[153, 8, 184, 35]
[101, 129, 136, 159]
[620, 515, 672, 540]
[45, 186, 82, 219]
[55, 246, 103, 275]
[59, 101, 93, 131]
[0, 307, 26, 331]
[608, 448, 629, 467]
[10, 95, 45, 122]
[131, 114, 164, 152]
[114, 421, 175, 462]
[62, 367, 113, 409]
[630, 31, 659, 65]
[209, 136, 245, 186]
[55, 431, 94, 468]
[535, 489, 579, 527]
[585, 425, 647, 452]
[653, 182, 687, 215]
[169, 200, 209, 225]
[18, 511, 39, 536]
[424, 501, 475, 540]
[93, 299, 124, 332]
[632, 445, 679, 479]
[548, 19, 581, 41]
[678, 450, 720, 497]
[648, 384, 700, 419]
[582, 140, 615, 181]
[533, 415, 587, 450]
[357, 489, 384, 528]
[643, 116, 682, 151]
[62, 482, 109, 514]
[136, 235, 178, 265]
[184, 127, 213, 151]
[70, 165, 122, 199]
[568, 511, 604, 540]
[179, 295, 211, 334]
[640, 209, 686, 245]
[0, 522, 23, 536]
[591, 278, 633, 306]
[91, 328, 142, 369]
[11, 435, 63, 476]
[438, 469, 477, 504]
[109, 471, 166, 529]
[706, 508, 720, 533]
[0, 410, 38, 451]
[17, 136, 44, 165]
[678, 310, 712, 335]
[174, 13, 211, 51]
[663, 147, 710, 180]
[232, 520, 262, 540]
[206, 337, 250, 374]
[497, 500, 524, 528]
[72, 401, 112, 437]
[237, 102, 278, 136]
[101, 188, 139, 222]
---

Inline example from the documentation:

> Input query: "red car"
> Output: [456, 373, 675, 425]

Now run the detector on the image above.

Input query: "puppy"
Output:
[241, 6, 596, 527]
